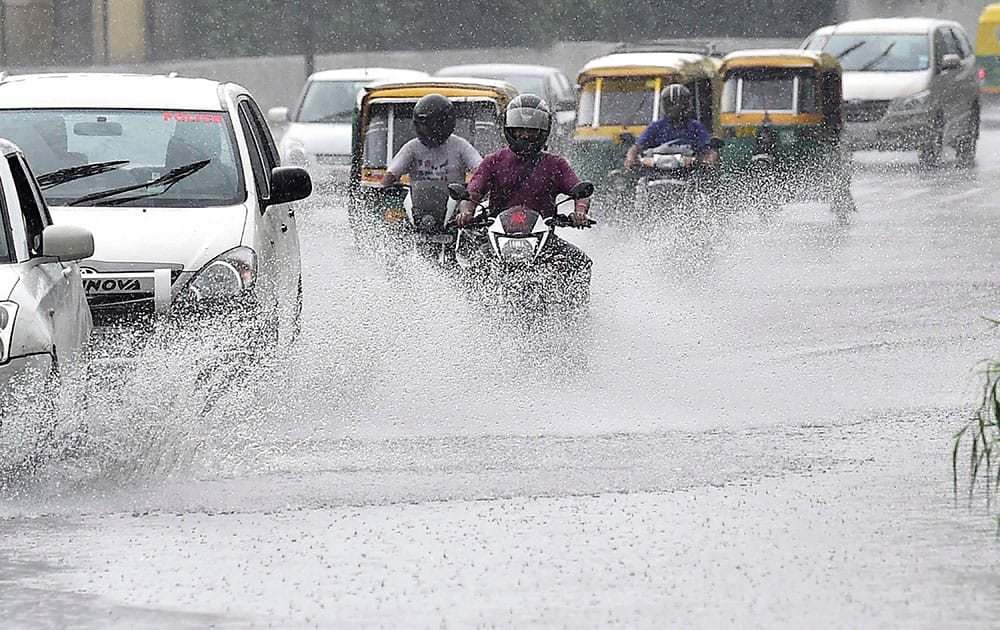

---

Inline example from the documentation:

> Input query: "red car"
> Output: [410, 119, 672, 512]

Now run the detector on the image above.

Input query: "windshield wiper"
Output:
[37, 160, 129, 190]
[833, 40, 867, 59]
[67, 159, 210, 207]
[859, 42, 896, 71]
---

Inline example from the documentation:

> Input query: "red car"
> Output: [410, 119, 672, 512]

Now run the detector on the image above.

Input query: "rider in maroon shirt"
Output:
[457, 94, 591, 226]
[456, 94, 592, 273]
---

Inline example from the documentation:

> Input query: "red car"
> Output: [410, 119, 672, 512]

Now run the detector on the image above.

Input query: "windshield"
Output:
[496, 76, 544, 95]
[297, 80, 368, 123]
[813, 34, 930, 72]
[362, 99, 503, 169]
[437, 72, 545, 96]
[722, 69, 817, 113]
[580, 78, 657, 127]
[0, 109, 243, 207]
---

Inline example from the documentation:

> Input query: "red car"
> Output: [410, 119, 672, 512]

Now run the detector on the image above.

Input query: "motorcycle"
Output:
[447, 181, 596, 315]
[630, 140, 715, 220]
[385, 180, 460, 267]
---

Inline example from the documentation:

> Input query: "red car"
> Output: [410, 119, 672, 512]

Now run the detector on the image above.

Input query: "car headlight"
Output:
[282, 139, 311, 166]
[0, 302, 17, 363]
[497, 236, 539, 263]
[186, 246, 257, 301]
[893, 89, 930, 112]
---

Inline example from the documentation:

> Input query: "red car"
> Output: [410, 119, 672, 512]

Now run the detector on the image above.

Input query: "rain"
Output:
[2, 0, 1000, 627]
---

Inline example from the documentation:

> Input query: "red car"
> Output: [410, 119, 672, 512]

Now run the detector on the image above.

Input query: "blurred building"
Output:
[0, 0, 188, 67]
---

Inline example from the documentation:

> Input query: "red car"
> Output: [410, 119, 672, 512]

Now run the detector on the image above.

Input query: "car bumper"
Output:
[89, 290, 275, 360]
[0, 353, 54, 389]
[843, 113, 934, 151]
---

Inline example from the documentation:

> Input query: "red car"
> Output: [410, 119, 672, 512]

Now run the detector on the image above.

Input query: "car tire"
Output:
[918, 113, 943, 168]
[955, 103, 979, 169]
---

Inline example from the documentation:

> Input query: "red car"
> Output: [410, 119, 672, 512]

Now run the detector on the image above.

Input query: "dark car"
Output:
[434, 63, 576, 151]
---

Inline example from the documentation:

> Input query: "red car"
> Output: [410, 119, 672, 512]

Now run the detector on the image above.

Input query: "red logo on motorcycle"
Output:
[507, 208, 529, 232]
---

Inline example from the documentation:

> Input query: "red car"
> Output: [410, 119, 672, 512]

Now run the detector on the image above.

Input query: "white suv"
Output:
[0, 73, 310, 351]
[0, 138, 94, 389]
[802, 17, 980, 167]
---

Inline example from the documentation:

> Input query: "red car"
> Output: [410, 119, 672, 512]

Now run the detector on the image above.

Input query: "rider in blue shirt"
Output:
[623, 84, 718, 171]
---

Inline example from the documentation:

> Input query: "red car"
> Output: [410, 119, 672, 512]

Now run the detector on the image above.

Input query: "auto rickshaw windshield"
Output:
[815, 33, 929, 72]
[577, 78, 658, 127]
[362, 99, 503, 168]
[722, 69, 818, 113]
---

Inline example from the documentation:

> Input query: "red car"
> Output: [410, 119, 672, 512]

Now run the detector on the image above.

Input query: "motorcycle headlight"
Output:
[0, 302, 17, 364]
[497, 236, 539, 263]
[893, 89, 930, 112]
[186, 246, 257, 301]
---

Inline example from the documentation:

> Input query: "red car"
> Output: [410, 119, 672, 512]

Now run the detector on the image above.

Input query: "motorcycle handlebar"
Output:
[458, 213, 596, 230]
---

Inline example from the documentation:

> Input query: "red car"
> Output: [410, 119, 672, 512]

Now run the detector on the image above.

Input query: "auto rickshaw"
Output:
[347, 78, 518, 249]
[977, 3, 1000, 94]
[716, 49, 854, 222]
[571, 46, 721, 194]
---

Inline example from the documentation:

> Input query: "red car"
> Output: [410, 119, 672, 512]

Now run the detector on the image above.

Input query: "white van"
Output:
[802, 17, 980, 167]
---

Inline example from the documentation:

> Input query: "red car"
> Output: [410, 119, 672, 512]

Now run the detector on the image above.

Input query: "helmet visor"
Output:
[505, 106, 549, 131]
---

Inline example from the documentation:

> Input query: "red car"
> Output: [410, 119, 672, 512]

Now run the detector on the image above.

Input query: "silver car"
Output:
[0, 138, 94, 391]
[802, 17, 980, 167]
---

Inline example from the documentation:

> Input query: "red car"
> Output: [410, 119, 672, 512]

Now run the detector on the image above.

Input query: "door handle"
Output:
[281, 223, 288, 233]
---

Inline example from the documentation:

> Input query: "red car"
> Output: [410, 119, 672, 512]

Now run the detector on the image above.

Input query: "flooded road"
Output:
[3, 124, 1000, 627]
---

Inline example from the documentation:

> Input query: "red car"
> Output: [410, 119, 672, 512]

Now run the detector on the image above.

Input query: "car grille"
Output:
[843, 100, 890, 123]
[83, 268, 183, 327]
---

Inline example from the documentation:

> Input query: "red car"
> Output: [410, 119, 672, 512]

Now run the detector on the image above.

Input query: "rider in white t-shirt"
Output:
[381, 93, 482, 187]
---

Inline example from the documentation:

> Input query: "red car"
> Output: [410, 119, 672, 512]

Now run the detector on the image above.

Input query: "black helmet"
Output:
[412, 93, 456, 148]
[503, 93, 551, 159]
[660, 84, 692, 118]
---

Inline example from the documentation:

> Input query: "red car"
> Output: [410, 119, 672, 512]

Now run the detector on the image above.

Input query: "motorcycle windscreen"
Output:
[496, 206, 545, 236]
[408, 180, 451, 231]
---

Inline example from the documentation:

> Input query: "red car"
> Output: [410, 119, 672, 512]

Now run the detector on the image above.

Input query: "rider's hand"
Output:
[570, 211, 590, 227]
[683, 156, 696, 168]
[456, 208, 474, 227]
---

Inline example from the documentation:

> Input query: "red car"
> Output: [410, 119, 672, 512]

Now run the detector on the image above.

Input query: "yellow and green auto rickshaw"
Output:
[717, 49, 854, 221]
[347, 78, 518, 248]
[571, 48, 721, 190]
[977, 3, 1000, 94]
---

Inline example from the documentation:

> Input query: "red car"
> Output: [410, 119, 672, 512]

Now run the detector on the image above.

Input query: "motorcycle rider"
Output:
[455, 94, 592, 272]
[623, 83, 718, 171]
[381, 93, 482, 187]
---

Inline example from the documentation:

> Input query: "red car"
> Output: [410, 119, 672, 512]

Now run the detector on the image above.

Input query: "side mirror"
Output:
[568, 181, 594, 199]
[619, 131, 635, 147]
[708, 136, 726, 150]
[41, 224, 94, 261]
[447, 183, 471, 201]
[940, 54, 961, 72]
[267, 106, 291, 124]
[269, 166, 312, 206]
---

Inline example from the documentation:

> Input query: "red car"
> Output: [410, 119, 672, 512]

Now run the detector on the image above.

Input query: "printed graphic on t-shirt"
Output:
[412, 156, 451, 181]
